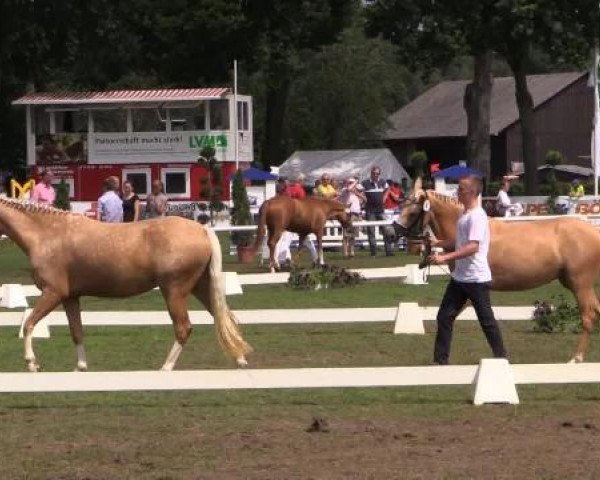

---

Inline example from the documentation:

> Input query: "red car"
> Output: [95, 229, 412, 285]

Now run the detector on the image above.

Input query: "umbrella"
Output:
[229, 167, 278, 182]
[432, 165, 483, 179]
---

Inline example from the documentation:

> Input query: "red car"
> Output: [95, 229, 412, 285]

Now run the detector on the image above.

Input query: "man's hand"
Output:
[427, 253, 447, 265]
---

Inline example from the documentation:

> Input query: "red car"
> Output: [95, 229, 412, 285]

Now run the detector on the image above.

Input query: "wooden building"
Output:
[384, 72, 594, 180]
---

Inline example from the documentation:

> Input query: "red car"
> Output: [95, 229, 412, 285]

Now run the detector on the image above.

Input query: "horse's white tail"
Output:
[205, 227, 252, 363]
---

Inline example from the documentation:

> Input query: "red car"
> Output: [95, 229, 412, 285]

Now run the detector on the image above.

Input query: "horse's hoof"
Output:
[236, 356, 248, 368]
[26, 360, 40, 373]
[568, 355, 583, 364]
[76, 363, 88, 372]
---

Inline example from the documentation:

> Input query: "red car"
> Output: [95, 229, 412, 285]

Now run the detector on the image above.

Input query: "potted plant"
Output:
[53, 178, 71, 211]
[409, 150, 428, 178]
[198, 146, 225, 225]
[230, 169, 255, 263]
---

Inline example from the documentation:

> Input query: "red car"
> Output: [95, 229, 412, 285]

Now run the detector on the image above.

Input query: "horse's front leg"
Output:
[569, 290, 600, 363]
[63, 297, 88, 371]
[268, 230, 284, 273]
[316, 233, 324, 266]
[23, 290, 62, 372]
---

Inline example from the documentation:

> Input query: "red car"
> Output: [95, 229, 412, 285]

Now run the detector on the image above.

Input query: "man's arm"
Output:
[431, 240, 478, 264]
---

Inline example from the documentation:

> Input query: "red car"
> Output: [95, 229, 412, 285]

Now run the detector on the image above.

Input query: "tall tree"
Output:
[243, 0, 358, 167]
[284, 23, 414, 151]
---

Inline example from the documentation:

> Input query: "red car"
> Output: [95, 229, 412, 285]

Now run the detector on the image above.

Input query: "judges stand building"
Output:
[12, 87, 253, 213]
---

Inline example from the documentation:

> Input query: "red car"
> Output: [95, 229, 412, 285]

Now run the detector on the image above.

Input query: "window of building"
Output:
[209, 99, 229, 130]
[132, 108, 166, 132]
[237, 101, 249, 131]
[54, 110, 88, 133]
[169, 105, 206, 131]
[123, 168, 151, 197]
[92, 109, 127, 132]
[161, 167, 190, 198]
[33, 107, 51, 135]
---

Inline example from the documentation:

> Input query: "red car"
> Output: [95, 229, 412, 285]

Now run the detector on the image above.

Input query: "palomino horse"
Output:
[0, 198, 251, 372]
[395, 179, 600, 363]
[252, 196, 351, 272]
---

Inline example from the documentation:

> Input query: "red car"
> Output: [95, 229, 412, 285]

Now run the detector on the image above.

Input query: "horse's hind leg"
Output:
[569, 288, 600, 363]
[23, 290, 62, 372]
[159, 287, 192, 371]
[63, 297, 87, 372]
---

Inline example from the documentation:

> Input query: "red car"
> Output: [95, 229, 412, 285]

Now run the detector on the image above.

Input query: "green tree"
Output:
[197, 146, 224, 225]
[243, 0, 359, 167]
[230, 169, 253, 247]
[284, 23, 411, 151]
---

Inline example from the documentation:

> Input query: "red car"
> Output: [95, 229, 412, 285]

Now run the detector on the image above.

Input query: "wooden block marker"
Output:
[223, 272, 243, 295]
[393, 302, 425, 334]
[473, 358, 519, 405]
[0, 284, 28, 309]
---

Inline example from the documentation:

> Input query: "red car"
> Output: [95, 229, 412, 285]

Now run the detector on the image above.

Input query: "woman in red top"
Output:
[287, 174, 306, 199]
[383, 180, 403, 211]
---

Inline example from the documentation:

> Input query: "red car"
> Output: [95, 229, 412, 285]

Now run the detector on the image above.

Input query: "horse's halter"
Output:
[398, 191, 431, 239]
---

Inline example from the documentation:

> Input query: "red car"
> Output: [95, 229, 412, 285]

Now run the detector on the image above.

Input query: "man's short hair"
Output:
[462, 175, 483, 195]
[104, 176, 119, 191]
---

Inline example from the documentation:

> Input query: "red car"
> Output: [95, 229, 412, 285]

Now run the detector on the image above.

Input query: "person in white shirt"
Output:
[98, 176, 123, 223]
[428, 175, 507, 365]
[338, 177, 365, 258]
[496, 176, 523, 217]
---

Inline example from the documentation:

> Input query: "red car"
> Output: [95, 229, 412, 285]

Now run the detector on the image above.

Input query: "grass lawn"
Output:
[0, 236, 599, 478]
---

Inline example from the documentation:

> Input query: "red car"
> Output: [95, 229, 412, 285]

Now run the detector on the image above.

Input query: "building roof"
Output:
[384, 72, 587, 140]
[12, 87, 230, 106]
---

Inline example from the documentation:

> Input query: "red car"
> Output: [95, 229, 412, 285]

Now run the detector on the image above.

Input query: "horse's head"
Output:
[328, 200, 352, 229]
[393, 178, 430, 238]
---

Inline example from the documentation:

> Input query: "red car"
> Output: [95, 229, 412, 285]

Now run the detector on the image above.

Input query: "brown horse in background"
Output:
[395, 178, 600, 363]
[252, 196, 351, 272]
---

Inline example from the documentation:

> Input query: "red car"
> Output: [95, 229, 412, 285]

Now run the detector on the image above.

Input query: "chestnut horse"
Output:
[0, 198, 251, 372]
[395, 179, 600, 363]
[252, 196, 351, 272]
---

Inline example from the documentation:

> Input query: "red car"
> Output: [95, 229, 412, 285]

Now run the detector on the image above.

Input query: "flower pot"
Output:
[236, 245, 255, 264]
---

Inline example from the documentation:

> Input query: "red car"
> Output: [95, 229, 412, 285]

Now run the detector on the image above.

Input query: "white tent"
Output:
[279, 149, 411, 185]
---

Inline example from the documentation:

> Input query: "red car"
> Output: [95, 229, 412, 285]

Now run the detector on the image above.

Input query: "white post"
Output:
[234, 59, 239, 172]
[592, 44, 599, 198]
[25, 105, 34, 166]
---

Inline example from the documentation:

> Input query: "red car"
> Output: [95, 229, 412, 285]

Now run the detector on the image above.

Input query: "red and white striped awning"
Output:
[12, 87, 231, 106]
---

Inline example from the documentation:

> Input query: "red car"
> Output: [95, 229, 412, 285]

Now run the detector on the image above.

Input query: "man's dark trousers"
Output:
[434, 278, 507, 365]
[366, 211, 393, 256]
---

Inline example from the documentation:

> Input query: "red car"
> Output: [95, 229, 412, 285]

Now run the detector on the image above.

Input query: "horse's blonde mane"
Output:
[0, 197, 74, 217]
[425, 189, 462, 208]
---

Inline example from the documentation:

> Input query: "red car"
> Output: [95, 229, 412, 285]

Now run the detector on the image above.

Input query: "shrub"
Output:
[531, 296, 582, 333]
[288, 265, 365, 290]
[409, 151, 428, 177]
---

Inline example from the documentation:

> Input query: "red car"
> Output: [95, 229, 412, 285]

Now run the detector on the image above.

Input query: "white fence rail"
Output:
[1, 360, 600, 406]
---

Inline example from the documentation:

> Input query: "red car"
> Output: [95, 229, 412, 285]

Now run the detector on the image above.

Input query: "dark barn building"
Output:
[384, 72, 594, 180]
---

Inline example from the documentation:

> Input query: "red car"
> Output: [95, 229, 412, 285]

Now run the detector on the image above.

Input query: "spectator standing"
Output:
[383, 180, 403, 211]
[145, 180, 169, 219]
[31, 170, 56, 205]
[316, 173, 337, 199]
[287, 174, 306, 199]
[122, 180, 141, 222]
[568, 179, 585, 213]
[361, 166, 394, 256]
[339, 177, 365, 258]
[496, 175, 523, 217]
[98, 176, 123, 223]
